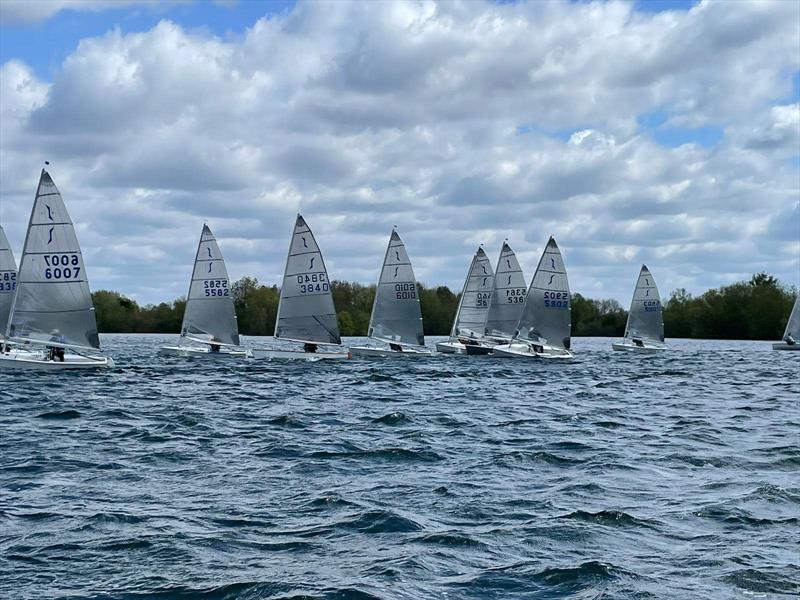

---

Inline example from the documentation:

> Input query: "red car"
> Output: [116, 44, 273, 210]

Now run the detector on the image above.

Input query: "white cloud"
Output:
[0, 0, 798, 306]
[0, 0, 170, 24]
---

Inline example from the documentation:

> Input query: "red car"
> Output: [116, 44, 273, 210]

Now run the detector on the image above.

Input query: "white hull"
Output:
[772, 342, 800, 351]
[435, 341, 465, 354]
[612, 341, 666, 354]
[0, 349, 114, 370]
[251, 348, 349, 361]
[159, 345, 251, 358]
[349, 345, 433, 357]
[492, 342, 573, 360]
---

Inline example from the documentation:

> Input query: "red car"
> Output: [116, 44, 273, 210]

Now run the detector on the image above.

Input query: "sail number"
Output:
[0, 271, 15, 292]
[298, 272, 329, 294]
[643, 300, 661, 312]
[204, 279, 229, 296]
[43, 253, 81, 280]
[476, 292, 491, 307]
[544, 291, 569, 309]
[506, 288, 526, 304]
[395, 282, 416, 300]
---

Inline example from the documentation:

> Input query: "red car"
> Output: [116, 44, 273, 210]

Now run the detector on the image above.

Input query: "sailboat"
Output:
[773, 296, 800, 351]
[0, 168, 114, 370]
[251, 214, 347, 360]
[159, 224, 248, 358]
[436, 245, 494, 354]
[463, 241, 527, 355]
[612, 265, 666, 353]
[493, 237, 573, 359]
[0, 225, 17, 343]
[350, 228, 432, 356]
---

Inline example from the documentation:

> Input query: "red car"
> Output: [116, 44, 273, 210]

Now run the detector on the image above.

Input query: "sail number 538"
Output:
[43, 254, 81, 280]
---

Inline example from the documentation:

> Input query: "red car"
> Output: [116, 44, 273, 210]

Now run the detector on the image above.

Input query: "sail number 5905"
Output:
[43, 253, 81, 280]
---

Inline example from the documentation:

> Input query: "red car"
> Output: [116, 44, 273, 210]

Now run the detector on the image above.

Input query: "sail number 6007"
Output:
[43, 253, 81, 280]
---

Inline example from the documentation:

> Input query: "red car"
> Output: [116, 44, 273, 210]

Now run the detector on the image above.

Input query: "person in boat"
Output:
[633, 338, 644, 348]
[209, 343, 221, 353]
[786, 334, 796, 345]
[48, 332, 67, 362]
[303, 343, 318, 353]
[389, 342, 403, 352]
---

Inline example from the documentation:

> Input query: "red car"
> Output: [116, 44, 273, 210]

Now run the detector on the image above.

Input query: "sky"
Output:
[0, 0, 797, 306]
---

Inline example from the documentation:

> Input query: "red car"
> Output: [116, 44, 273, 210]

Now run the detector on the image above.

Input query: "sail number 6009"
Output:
[43, 253, 81, 280]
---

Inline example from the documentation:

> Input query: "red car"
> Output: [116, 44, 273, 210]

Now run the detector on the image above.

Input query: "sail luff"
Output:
[0, 225, 18, 336]
[483, 242, 527, 339]
[368, 229, 425, 346]
[6, 169, 102, 350]
[179, 224, 240, 346]
[784, 296, 800, 341]
[624, 264, 664, 342]
[274, 214, 341, 345]
[515, 237, 571, 349]
[448, 250, 474, 340]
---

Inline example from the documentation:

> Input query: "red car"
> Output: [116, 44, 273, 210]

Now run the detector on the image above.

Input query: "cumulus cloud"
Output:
[0, 0, 170, 24]
[0, 0, 798, 305]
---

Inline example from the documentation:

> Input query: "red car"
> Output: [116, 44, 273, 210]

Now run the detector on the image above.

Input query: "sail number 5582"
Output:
[43, 253, 81, 280]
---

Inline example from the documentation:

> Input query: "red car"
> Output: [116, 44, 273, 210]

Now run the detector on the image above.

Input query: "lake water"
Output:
[1, 335, 798, 599]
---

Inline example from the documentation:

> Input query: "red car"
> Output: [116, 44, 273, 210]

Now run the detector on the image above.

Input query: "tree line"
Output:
[92, 272, 796, 340]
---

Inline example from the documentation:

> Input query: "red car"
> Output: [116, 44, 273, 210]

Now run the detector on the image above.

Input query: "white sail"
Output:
[624, 264, 664, 342]
[275, 215, 341, 345]
[483, 242, 527, 339]
[783, 296, 800, 342]
[515, 237, 571, 349]
[180, 224, 240, 346]
[449, 246, 494, 339]
[6, 170, 101, 351]
[0, 225, 17, 334]
[368, 229, 425, 346]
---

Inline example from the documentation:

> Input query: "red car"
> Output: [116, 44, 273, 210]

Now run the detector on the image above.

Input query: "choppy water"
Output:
[1, 335, 798, 599]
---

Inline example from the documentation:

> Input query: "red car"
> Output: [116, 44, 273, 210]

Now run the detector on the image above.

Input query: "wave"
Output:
[307, 447, 442, 462]
[723, 568, 799, 595]
[337, 510, 421, 534]
[35, 409, 80, 420]
[371, 411, 411, 425]
[556, 509, 656, 529]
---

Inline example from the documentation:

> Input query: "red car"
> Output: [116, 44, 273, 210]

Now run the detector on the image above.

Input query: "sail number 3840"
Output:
[43, 254, 81, 280]
[298, 273, 329, 294]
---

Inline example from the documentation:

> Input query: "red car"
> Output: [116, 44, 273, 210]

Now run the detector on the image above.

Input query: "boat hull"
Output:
[435, 341, 465, 354]
[464, 343, 494, 356]
[611, 341, 666, 354]
[0, 349, 115, 370]
[492, 342, 573, 360]
[349, 345, 433, 357]
[159, 345, 251, 358]
[251, 348, 349, 361]
[772, 342, 800, 351]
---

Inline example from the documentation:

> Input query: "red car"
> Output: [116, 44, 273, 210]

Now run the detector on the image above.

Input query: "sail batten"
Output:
[6, 170, 101, 350]
[515, 237, 571, 349]
[274, 215, 341, 345]
[624, 264, 664, 342]
[483, 242, 527, 339]
[179, 224, 240, 347]
[0, 225, 18, 334]
[368, 230, 425, 346]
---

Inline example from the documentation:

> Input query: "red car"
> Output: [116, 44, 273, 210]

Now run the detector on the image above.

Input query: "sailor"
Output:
[389, 342, 403, 352]
[786, 334, 796, 345]
[210, 344, 221, 353]
[633, 338, 644, 348]
[303, 343, 318, 353]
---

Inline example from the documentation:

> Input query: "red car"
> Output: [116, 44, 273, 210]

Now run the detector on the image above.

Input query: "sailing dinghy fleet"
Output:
[1, 167, 797, 369]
